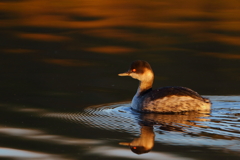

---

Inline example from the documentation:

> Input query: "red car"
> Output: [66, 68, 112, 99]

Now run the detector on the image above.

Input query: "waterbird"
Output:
[118, 60, 211, 113]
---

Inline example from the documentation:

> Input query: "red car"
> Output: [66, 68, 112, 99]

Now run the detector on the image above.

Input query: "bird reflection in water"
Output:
[120, 125, 154, 154]
[119, 111, 210, 154]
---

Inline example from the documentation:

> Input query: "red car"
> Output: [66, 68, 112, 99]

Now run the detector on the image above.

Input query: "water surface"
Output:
[1, 96, 240, 159]
[1, 0, 240, 159]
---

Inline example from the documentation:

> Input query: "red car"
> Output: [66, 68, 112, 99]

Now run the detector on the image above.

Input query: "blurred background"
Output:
[0, 0, 240, 108]
[1, 1, 240, 159]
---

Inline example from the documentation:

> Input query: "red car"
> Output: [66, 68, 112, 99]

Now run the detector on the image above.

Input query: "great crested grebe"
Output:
[118, 60, 211, 113]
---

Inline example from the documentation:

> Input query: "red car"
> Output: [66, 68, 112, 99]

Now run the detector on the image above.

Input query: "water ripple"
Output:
[44, 96, 240, 153]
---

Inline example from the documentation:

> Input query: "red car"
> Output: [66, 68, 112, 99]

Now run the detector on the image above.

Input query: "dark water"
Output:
[1, 96, 240, 159]
[1, 0, 240, 159]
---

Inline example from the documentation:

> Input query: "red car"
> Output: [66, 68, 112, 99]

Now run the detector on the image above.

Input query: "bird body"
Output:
[118, 60, 211, 113]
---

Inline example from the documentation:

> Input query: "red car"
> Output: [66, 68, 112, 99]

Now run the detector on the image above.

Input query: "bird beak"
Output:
[119, 142, 131, 146]
[118, 71, 130, 76]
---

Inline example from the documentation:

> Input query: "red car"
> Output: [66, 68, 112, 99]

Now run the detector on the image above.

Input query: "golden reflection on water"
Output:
[1, 0, 240, 59]
[84, 46, 137, 54]
[1, 0, 240, 94]
[119, 112, 210, 154]
[17, 33, 72, 42]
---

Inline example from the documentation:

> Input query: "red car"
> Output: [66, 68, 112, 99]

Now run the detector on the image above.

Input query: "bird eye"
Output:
[132, 69, 136, 72]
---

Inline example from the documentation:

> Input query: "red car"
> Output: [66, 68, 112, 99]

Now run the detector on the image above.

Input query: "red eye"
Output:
[132, 69, 136, 72]
[133, 147, 137, 149]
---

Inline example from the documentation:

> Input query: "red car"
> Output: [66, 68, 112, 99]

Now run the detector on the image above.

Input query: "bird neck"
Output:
[137, 72, 154, 95]
[137, 81, 153, 95]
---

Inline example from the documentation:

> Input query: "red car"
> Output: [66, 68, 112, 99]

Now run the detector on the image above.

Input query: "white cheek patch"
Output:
[130, 73, 141, 80]
[129, 69, 153, 82]
[141, 70, 154, 82]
